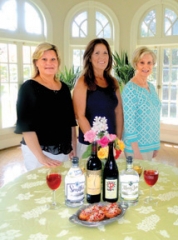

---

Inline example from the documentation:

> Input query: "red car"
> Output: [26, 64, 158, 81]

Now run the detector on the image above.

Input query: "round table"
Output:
[0, 159, 178, 240]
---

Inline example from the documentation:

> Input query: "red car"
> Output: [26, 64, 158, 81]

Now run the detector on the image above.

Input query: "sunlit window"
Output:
[23, 45, 36, 81]
[0, 0, 17, 31]
[0, 0, 44, 131]
[25, 2, 42, 34]
[72, 12, 87, 37]
[73, 49, 84, 71]
[162, 48, 178, 120]
[96, 11, 111, 38]
[164, 8, 178, 36]
[0, 43, 18, 128]
[141, 10, 156, 37]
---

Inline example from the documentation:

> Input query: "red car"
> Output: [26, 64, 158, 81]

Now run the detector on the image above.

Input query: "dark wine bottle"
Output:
[103, 141, 119, 202]
[86, 141, 102, 203]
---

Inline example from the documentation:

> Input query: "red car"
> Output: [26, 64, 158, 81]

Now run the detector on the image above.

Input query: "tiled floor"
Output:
[0, 142, 178, 187]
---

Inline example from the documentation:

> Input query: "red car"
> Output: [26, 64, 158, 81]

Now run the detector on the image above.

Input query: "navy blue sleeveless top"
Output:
[79, 85, 118, 144]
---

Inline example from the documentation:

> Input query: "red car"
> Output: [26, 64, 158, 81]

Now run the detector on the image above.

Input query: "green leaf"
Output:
[82, 144, 92, 159]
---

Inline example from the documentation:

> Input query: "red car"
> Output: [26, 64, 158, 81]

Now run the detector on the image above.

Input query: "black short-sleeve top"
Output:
[15, 80, 77, 153]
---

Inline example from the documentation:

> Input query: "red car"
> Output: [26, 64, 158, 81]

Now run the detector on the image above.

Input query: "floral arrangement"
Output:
[82, 116, 125, 160]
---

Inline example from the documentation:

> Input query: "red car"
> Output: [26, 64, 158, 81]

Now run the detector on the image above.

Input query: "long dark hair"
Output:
[82, 38, 118, 90]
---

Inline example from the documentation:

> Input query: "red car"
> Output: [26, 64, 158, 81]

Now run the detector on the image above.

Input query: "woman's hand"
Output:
[38, 155, 62, 167]
[152, 150, 159, 158]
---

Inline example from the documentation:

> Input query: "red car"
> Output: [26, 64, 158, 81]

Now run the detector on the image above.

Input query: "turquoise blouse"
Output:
[122, 81, 161, 153]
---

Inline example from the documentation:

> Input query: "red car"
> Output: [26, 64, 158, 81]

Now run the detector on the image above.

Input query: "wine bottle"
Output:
[86, 141, 102, 203]
[103, 141, 119, 202]
[120, 156, 139, 206]
[65, 156, 85, 207]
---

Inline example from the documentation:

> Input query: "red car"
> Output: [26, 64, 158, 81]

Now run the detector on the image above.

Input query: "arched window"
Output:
[64, 1, 119, 70]
[0, 0, 51, 148]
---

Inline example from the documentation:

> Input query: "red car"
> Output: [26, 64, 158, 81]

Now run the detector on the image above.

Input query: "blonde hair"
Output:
[32, 42, 61, 78]
[132, 46, 157, 69]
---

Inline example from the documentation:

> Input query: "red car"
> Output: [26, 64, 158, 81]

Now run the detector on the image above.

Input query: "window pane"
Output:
[96, 11, 111, 38]
[73, 49, 84, 71]
[162, 103, 168, 117]
[72, 12, 87, 37]
[9, 64, 17, 82]
[1, 83, 18, 128]
[80, 21, 87, 37]
[163, 67, 169, 82]
[0, 0, 17, 30]
[171, 85, 177, 101]
[9, 44, 17, 62]
[0, 64, 8, 82]
[25, 3, 42, 34]
[23, 65, 31, 81]
[162, 85, 169, 100]
[172, 49, 178, 65]
[165, 8, 178, 36]
[170, 103, 176, 118]
[172, 68, 178, 83]
[0, 43, 8, 62]
[173, 20, 178, 35]
[164, 49, 170, 65]
[141, 10, 156, 37]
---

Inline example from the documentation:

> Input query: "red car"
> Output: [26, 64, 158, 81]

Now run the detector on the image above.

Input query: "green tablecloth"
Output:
[0, 159, 178, 240]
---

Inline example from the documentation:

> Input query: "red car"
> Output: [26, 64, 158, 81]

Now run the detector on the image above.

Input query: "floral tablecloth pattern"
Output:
[0, 160, 178, 240]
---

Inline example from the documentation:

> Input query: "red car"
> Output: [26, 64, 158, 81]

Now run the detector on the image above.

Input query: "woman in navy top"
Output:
[73, 38, 123, 158]
[15, 42, 77, 170]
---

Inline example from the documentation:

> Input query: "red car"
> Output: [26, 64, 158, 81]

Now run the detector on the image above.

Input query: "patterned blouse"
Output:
[122, 81, 161, 153]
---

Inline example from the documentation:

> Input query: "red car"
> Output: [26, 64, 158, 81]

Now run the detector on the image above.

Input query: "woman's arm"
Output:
[73, 76, 91, 134]
[69, 126, 77, 159]
[115, 84, 124, 139]
[23, 132, 62, 167]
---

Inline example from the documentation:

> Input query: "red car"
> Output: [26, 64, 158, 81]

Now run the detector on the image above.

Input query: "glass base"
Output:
[46, 202, 60, 210]
[144, 196, 158, 205]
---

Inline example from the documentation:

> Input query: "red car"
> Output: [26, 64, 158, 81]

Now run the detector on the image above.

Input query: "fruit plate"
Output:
[69, 202, 128, 228]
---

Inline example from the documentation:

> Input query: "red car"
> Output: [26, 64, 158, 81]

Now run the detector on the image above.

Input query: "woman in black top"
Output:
[15, 42, 77, 171]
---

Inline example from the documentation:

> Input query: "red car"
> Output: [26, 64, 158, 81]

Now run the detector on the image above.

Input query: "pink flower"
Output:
[109, 134, 117, 142]
[97, 136, 110, 147]
[84, 129, 96, 143]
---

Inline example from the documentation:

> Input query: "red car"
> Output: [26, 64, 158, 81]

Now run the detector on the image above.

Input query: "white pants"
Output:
[21, 144, 69, 171]
[124, 151, 154, 161]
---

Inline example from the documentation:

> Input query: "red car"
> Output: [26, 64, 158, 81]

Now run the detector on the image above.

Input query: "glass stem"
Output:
[52, 190, 56, 206]
[149, 186, 152, 200]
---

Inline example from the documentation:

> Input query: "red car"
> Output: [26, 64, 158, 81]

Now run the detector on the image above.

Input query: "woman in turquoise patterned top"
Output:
[122, 46, 161, 161]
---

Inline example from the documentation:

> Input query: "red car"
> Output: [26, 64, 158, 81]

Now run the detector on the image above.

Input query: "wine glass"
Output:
[46, 167, 62, 209]
[143, 166, 159, 204]
[133, 163, 143, 178]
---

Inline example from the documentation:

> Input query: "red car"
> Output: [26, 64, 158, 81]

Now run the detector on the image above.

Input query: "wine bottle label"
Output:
[120, 182, 139, 200]
[86, 169, 101, 195]
[66, 181, 85, 202]
[105, 179, 117, 199]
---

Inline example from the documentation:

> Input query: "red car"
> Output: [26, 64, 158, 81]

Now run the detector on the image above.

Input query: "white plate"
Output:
[69, 202, 128, 228]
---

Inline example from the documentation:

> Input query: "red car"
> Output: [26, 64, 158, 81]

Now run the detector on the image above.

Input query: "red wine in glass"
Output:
[144, 170, 158, 186]
[46, 173, 61, 190]
[46, 168, 62, 209]
[143, 168, 159, 204]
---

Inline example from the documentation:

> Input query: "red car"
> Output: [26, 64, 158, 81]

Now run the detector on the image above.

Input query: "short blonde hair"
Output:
[132, 46, 157, 69]
[32, 42, 61, 78]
